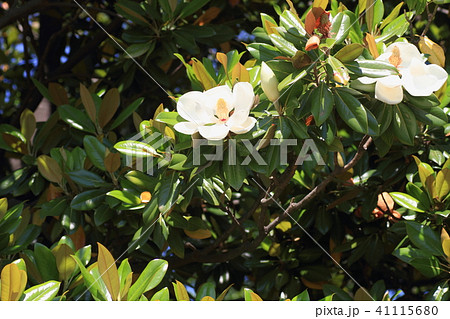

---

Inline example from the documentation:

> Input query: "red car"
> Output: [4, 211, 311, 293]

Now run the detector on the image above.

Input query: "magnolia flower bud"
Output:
[260, 62, 280, 103]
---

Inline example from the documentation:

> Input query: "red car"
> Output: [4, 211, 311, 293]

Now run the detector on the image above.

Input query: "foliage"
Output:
[1, 0, 450, 301]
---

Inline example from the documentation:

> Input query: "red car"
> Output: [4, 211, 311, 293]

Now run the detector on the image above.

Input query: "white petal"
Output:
[383, 42, 423, 68]
[203, 85, 234, 111]
[177, 91, 215, 125]
[226, 109, 250, 128]
[402, 58, 448, 96]
[173, 122, 199, 135]
[229, 117, 257, 134]
[198, 124, 230, 140]
[232, 82, 255, 113]
[375, 76, 403, 105]
[357, 76, 378, 84]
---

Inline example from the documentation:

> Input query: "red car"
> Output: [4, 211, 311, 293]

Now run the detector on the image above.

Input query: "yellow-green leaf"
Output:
[200, 296, 215, 301]
[173, 280, 189, 301]
[380, 2, 403, 30]
[192, 58, 216, 90]
[1, 263, 22, 301]
[51, 244, 76, 282]
[216, 284, 233, 301]
[250, 291, 263, 301]
[97, 243, 120, 301]
[98, 88, 120, 128]
[313, 0, 328, 9]
[36, 155, 63, 184]
[0, 197, 7, 220]
[119, 272, 133, 301]
[334, 43, 364, 62]
[80, 83, 97, 124]
[365, 0, 374, 32]
[419, 36, 446, 67]
[358, 0, 367, 13]
[436, 168, 450, 200]
[263, 19, 279, 36]
[153, 104, 166, 133]
[442, 239, 450, 258]
[48, 82, 69, 106]
[216, 52, 228, 71]
[2, 133, 27, 154]
[20, 108, 36, 143]
[184, 229, 212, 239]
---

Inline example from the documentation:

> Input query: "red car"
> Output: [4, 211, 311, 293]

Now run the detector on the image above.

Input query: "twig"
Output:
[421, 3, 438, 38]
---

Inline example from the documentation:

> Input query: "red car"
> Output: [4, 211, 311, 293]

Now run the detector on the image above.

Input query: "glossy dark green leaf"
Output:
[83, 136, 107, 170]
[223, 152, 247, 190]
[247, 43, 282, 61]
[392, 103, 417, 146]
[334, 89, 369, 134]
[71, 189, 106, 211]
[106, 190, 140, 205]
[67, 170, 108, 188]
[410, 106, 448, 127]
[330, 12, 351, 44]
[178, 0, 210, 19]
[406, 222, 444, 256]
[311, 84, 334, 126]
[110, 97, 144, 129]
[158, 173, 181, 213]
[58, 105, 96, 133]
[71, 255, 107, 301]
[195, 282, 216, 300]
[40, 197, 68, 218]
[34, 243, 59, 281]
[390, 192, 426, 212]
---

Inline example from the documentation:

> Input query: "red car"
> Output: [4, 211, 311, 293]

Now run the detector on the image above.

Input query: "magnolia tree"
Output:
[1, 0, 450, 301]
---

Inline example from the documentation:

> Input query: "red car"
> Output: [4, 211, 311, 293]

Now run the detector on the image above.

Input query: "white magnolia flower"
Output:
[358, 42, 447, 105]
[173, 82, 257, 140]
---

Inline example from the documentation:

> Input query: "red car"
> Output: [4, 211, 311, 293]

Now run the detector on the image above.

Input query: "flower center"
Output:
[215, 98, 229, 122]
[388, 46, 402, 69]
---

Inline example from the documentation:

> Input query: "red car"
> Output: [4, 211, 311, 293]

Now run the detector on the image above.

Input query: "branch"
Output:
[169, 136, 373, 268]
[421, 3, 438, 38]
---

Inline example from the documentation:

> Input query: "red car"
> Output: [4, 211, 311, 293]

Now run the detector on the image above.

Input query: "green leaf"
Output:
[334, 89, 369, 134]
[178, 0, 210, 19]
[244, 288, 263, 301]
[406, 222, 444, 256]
[390, 192, 426, 212]
[393, 246, 441, 277]
[151, 287, 170, 301]
[268, 34, 297, 56]
[158, 172, 181, 213]
[155, 112, 184, 126]
[67, 170, 109, 188]
[330, 12, 351, 44]
[195, 282, 216, 300]
[71, 189, 106, 211]
[405, 182, 431, 210]
[22, 281, 61, 301]
[334, 43, 364, 62]
[40, 197, 69, 218]
[83, 136, 107, 170]
[223, 152, 247, 191]
[311, 84, 334, 126]
[34, 243, 59, 281]
[247, 43, 282, 61]
[106, 190, 141, 205]
[279, 10, 306, 36]
[373, 103, 393, 134]
[392, 103, 417, 145]
[292, 290, 310, 301]
[114, 140, 162, 158]
[380, 2, 404, 30]
[71, 256, 107, 301]
[58, 105, 96, 133]
[110, 97, 144, 129]
[127, 259, 168, 301]
[409, 106, 447, 127]
[125, 170, 158, 190]
[31, 78, 52, 101]
[346, 60, 399, 78]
